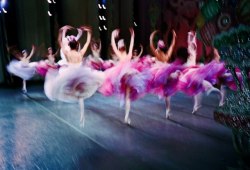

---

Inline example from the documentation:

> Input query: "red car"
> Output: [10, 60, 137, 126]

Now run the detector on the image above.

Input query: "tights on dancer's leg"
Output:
[192, 93, 202, 114]
[79, 98, 85, 127]
[22, 80, 27, 93]
[124, 87, 131, 124]
[165, 96, 171, 118]
[219, 85, 226, 106]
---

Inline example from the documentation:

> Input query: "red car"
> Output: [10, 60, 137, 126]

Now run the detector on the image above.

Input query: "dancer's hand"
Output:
[31, 44, 36, 51]
[60, 25, 73, 31]
[172, 30, 176, 38]
[80, 26, 92, 32]
[112, 29, 120, 39]
[77, 28, 83, 33]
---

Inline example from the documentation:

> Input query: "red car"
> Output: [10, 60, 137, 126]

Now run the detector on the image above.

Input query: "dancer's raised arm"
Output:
[58, 25, 73, 47]
[26, 45, 35, 61]
[111, 29, 121, 58]
[164, 30, 176, 62]
[97, 40, 102, 53]
[80, 26, 92, 56]
[128, 28, 135, 58]
[75, 28, 83, 41]
[138, 44, 143, 58]
[149, 30, 158, 57]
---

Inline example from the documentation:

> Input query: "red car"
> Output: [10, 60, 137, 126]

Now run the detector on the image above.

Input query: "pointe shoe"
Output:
[80, 117, 85, 128]
[124, 118, 131, 125]
[219, 100, 225, 107]
[22, 89, 27, 94]
[166, 109, 171, 119]
[192, 105, 201, 114]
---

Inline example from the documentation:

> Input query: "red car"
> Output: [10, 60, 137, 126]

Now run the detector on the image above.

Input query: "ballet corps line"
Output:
[6, 26, 241, 127]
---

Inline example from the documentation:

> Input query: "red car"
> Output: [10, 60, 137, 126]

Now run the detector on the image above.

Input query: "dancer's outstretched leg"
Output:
[203, 80, 222, 106]
[203, 80, 220, 95]
[79, 98, 85, 127]
[219, 85, 226, 106]
[124, 87, 131, 125]
[165, 96, 171, 119]
[22, 80, 27, 93]
[192, 93, 202, 114]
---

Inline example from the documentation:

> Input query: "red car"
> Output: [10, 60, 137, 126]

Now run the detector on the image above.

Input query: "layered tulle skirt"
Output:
[44, 63, 105, 103]
[7, 60, 37, 80]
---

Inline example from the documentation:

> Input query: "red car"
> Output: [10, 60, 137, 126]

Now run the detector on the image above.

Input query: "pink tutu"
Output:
[130, 55, 156, 72]
[150, 62, 185, 98]
[84, 56, 115, 71]
[7, 60, 37, 80]
[177, 61, 226, 96]
[36, 60, 59, 77]
[219, 69, 242, 91]
[99, 60, 152, 101]
[44, 63, 105, 103]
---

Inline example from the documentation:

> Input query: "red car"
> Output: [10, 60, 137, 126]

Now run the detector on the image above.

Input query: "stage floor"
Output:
[0, 84, 238, 170]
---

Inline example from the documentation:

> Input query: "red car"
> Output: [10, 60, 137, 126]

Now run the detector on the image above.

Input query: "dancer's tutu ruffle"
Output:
[219, 69, 242, 91]
[178, 61, 225, 96]
[84, 56, 115, 71]
[150, 62, 184, 98]
[131, 55, 156, 72]
[118, 67, 152, 101]
[7, 60, 37, 80]
[36, 60, 59, 77]
[99, 60, 151, 101]
[44, 63, 105, 103]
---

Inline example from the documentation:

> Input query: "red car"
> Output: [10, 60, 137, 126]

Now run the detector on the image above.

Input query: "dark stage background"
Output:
[0, 0, 215, 84]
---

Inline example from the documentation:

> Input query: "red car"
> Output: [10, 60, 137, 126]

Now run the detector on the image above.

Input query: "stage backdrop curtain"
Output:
[0, 15, 9, 84]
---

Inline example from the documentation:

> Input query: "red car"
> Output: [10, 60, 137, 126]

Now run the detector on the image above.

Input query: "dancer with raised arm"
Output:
[36, 47, 59, 77]
[149, 29, 179, 118]
[150, 30, 176, 63]
[178, 31, 224, 114]
[100, 28, 150, 124]
[57, 25, 83, 65]
[84, 39, 105, 70]
[7, 45, 37, 93]
[132, 44, 143, 60]
[112, 28, 134, 124]
[45, 26, 104, 127]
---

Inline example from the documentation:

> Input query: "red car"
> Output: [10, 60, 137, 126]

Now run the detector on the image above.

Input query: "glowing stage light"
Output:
[102, 4, 106, 9]
[99, 26, 102, 31]
[99, 15, 102, 20]
[47, 0, 52, 3]
[134, 22, 137, 27]
[102, 16, 106, 20]
[1, 0, 6, 8]
[48, 11, 52, 16]
[98, 4, 102, 9]
[52, 0, 56, 3]
[103, 25, 107, 30]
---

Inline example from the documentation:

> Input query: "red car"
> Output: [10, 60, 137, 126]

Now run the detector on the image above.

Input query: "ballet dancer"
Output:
[36, 47, 59, 77]
[178, 31, 224, 114]
[149, 29, 178, 118]
[45, 26, 104, 127]
[57, 25, 83, 65]
[150, 30, 176, 63]
[132, 44, 143, 60]
[7, 45, 37, 93]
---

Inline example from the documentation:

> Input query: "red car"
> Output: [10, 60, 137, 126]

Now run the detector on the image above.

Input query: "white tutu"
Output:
[7, 60, 37, 80]
[44, 63, 105, 103]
